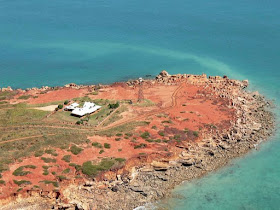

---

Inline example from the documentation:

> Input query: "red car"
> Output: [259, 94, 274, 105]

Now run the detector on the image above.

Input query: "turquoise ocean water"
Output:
[0, 0, 279, 209]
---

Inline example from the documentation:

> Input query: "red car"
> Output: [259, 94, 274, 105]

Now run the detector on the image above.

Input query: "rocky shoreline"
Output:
[57, 86, 274, 210]
[0, 72, 275, 210]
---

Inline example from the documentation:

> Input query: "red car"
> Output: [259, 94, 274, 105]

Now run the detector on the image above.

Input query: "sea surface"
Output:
[0, 0, 279, 209]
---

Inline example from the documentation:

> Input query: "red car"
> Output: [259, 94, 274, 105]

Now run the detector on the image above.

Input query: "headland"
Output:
[0, 71, 275, 209]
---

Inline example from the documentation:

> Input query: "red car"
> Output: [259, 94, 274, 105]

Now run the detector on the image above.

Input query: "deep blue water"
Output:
[0, 0, 279, 209]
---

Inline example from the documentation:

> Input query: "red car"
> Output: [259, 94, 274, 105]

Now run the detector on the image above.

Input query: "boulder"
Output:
[159, 70, 170, 78]
[151, 161, 169, 171]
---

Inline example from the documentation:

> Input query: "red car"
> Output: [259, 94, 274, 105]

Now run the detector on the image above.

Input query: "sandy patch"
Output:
[33, 105, 58, 112]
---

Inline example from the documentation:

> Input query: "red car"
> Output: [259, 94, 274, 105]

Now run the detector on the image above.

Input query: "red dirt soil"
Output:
[0, 81, 235, 199]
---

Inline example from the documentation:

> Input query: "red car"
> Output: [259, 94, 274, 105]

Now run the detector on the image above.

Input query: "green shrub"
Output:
[161, 120, 172, 124]
[134, 143, 147, 149]
[13, 180, 31, 186]
[58, 104, 63, 109]
[62, 168, 70, 174]
[116, 133, 123, 137]
[57, 175, 67, 181]
[64, 100, 69, 105]
[145, 139, 154, 143]
[76, 120, 83, 125]
[108, 102, 120, 109]
[158, 131, 165, 136]
[92, 142, 103, 148]
[115, 138, 121, 141]
[12, 165, 36, 176]
[70, 145, 83, 155]
[104, 143, 111, 149]
[0, 180, 5, 185]
[43, 170, 49, 176]
[51, 171, 56, 175]
[62, 155, 71, 163]
[40, 180, 59, 187]
[41, 157, 56, 163]
[151, 125, 157, 130]
[140, 131, 150, 139]
[193, 131, 199, 137]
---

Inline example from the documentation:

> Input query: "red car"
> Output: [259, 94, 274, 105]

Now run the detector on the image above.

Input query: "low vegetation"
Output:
[13, 165, 36, 176]
[13, 180, 32, 186]
[62, 155, 71, 163]
[104, 143, 111, 149]
[82, 158, 125, 177]
[70, 145, 83, 155]
[134, 143, 147, 149]
[92, 142, 103, 148]
[41, 157, 56, 163]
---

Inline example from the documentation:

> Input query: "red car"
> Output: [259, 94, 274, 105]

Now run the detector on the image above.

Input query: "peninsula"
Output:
[0, 71, 275, 209]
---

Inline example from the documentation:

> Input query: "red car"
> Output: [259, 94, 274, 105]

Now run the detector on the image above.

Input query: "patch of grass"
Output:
[0, 180, 5, 185]
[96, 121, 149, 137]
[99, 149, 104, 154]
[41, 157, 56, 163]
[70, 145, 83, 155]
[133, 99, 155, 107]
[151, 125, 157, 130]
[140, 131, 150, 139]
[62, 155, 71, 163]
[118, 149, 122, 152]
[104, 143, 111, 149]
[13, 180, 31, 186]
[18, 95, 31, 100]
[34, 150, 44, 157]
[92, 142, 103, 148]
[115, 138, 121, 141]
[82, 158, 118, 177]
[116, 133, 123, 137]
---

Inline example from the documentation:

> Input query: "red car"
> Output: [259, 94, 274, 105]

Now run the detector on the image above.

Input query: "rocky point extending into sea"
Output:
[0, 71, 275, 210]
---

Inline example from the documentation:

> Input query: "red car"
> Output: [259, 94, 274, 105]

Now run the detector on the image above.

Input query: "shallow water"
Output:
[1, 0, 279, 209]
